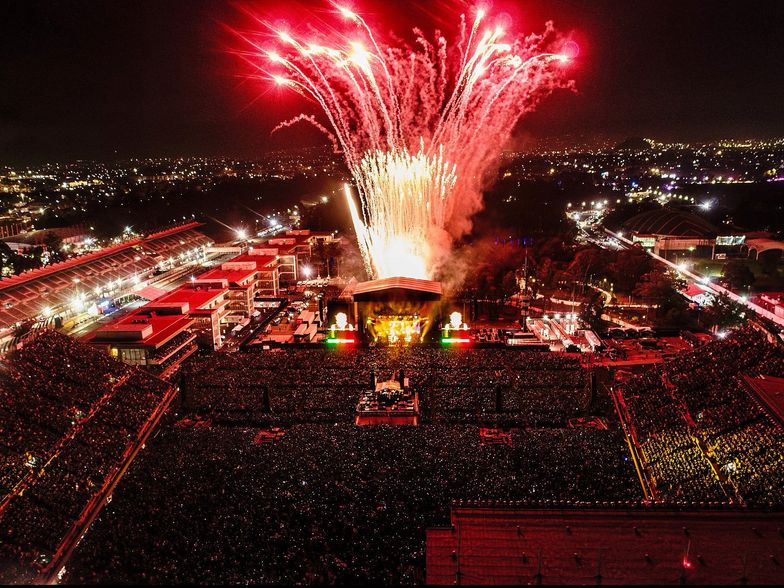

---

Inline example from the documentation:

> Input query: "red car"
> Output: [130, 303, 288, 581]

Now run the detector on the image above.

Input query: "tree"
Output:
[758, 250, 781, 277]
[535, 235, 571, 262]
[609, 248, 651, 293]
[10, 246, 44, 274]
[568, 247, 608, 283]
[630, 270, 695, 327]
[501, 271, 518, 300]
[535, 256, 555, 289]
[704, 293, 747, 331]
[325, 241, 341, 277]
[722, 260, 755, 291]
[581, 289, 606, 329]
[312, 240, 328, 276]
[633, 270, 677, 302]
[43, 231, 65, 263]
[0, 241, 14, 276]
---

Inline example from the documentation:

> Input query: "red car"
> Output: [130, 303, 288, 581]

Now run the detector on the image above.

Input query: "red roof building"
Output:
[243, 246, 297, 287]
[87, 309, 196, 369]
[194, 267, 258, 321]
[150, 283, 230, 350]
[222, 252, 280, 297]
[88, 281, 230, 365]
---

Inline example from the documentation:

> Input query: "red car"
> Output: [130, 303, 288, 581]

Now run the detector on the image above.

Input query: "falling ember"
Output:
[250, 3, 574, 279]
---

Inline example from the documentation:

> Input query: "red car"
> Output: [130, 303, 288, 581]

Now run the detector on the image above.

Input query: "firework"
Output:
[249, 3, 573, 279]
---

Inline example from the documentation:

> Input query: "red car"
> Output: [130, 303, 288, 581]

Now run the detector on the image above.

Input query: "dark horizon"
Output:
[2, 0, 784, 165]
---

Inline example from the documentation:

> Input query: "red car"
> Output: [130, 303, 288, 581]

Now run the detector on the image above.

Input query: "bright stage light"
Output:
[70, 296, 85, 312]
[326, 337, 355, 344]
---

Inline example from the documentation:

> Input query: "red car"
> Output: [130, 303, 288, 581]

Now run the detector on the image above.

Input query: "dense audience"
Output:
[0, 332, 172, 581]
[65, 423, 640, 584]
[181, 348, 590, 426]
[5, 324, 784, 583]
[621, 326, 784, 506]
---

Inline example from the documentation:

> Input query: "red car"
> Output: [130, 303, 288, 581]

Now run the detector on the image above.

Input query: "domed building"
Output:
[622, 208, 718, 261]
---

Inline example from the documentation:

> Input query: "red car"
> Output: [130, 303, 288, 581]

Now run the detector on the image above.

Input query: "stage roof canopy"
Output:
[352, 277, 442, 302]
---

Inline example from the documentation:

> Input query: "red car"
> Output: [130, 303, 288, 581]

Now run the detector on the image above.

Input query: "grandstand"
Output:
[0, 222, 212, 333]
[616, 326, 784, 507]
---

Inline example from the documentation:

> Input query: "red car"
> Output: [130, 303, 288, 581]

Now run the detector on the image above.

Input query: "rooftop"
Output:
[353, 277, 443, 300]
[224, 253, 278, 269]
[152, 283, 227, 311]
[624, 208, 718, 238]
[0, 222, 211, 329]
[195, 267, 256, 286]
[428, 506, 784, 585]
[88, 310, 194, 349]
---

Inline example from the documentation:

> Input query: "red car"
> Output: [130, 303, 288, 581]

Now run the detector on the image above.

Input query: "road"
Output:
[603, 227, 784, 331]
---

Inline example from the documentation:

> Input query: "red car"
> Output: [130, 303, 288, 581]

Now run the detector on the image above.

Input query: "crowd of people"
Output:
[621, 326, 784, 506]
[0, 332, 172, 581]
[6, 324, 784, 583]
[65, 422, 641, 584]
[181, 348, 591, 426]
[642, 427, 726, 502]
[708, 419, 784, 507]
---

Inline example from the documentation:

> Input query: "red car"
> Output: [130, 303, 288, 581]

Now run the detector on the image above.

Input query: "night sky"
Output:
[1, 0, 783, 164]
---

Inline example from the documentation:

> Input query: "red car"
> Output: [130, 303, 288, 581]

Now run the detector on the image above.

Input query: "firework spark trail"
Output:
[253, 3, 573, 280]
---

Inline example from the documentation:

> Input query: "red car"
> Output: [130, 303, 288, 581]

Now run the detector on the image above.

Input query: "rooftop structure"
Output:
[194, 266, 261, 322]
[0, 222, 212, 331]
[89, 281, 230, 363]
[427, 506, 784, 585]
[352, 277, 443, 301]
[622, 210, 719, 261]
